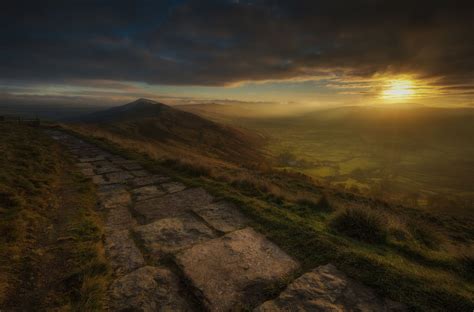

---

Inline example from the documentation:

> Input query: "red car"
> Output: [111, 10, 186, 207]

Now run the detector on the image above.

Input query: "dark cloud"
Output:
[1, 0, 473, 90]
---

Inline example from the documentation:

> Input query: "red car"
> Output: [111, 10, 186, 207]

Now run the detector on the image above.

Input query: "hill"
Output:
[70, 99, 265, 167]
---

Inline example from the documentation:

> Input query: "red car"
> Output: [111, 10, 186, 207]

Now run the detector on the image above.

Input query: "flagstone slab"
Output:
[105, 205, 136, 231]
[133, 214, 216, 258]
[255, 264, 407, 312]
[104, 230, 145, 275]
[133, 188, 214, 223]
[193, 201, 248, 233]
[108, 266, 191, 312]
[160, 181, 186, 193]
[130, 175, 171, 187]
[175, 227, 300, 311]
[132, 185, 166, 201]
[105, 171, 134, 183]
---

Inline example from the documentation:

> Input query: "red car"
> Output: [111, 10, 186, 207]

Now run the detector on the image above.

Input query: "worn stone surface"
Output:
[95, 165, 122, 174]
[255, 264, 407, 312]
[120, 162, 143, 170]
[80, 168, 95, 176]
[92, 175, 109, 185]
[105, 171, 134, 183]
[176, 227, 300, 311]
[97, 188, 131, 209]
[130, 175, 170, 187]
[79, 156, 105, 162]
[132, 185, 166, 201]
[108, 266, 191, 312]
[105, 205, 136, 231]
[76, 162, 94, 169]
[130, 170, 150, 177]
[104, 230, 145, 275]
[161, 181, 187, 193]
[134, 188, 214, 223]
[193, 201, 248, 233]
[134, 214, 216, 258]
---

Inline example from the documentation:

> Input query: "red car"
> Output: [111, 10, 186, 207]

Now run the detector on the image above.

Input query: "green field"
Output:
[181, 105, 474, 214]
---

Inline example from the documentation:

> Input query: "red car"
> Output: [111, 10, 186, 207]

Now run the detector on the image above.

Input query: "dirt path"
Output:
[47, 130, 406, 311]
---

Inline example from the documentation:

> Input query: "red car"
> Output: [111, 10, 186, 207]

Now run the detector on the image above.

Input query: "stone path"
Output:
[47, 130, 406, 312]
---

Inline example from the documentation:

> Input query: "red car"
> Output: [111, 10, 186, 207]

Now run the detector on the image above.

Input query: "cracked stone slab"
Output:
[132, 185, 166, 201]
[104, 229, 145, 275]
[175, 227, 300, 311]
[133, 214, 216, 258]
[255, 264, 407, 312]
[105, 205, 136, 231]
[193, 201, 248, 233]
[134, 187, 214, 223]
[105, 171, 134, 184]
[108, 266, 191, 312]
[160, 181, 186, 193]
[130, 175, 171, 187]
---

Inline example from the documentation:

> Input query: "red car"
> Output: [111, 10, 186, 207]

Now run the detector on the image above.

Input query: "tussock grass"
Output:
[330, 207, 388, 244]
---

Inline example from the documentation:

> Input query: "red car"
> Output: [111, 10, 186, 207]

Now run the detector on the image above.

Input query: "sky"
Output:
[1, 0, 473, 108]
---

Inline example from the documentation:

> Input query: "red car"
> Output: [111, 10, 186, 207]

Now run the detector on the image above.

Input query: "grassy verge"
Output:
[0, 123, 109, 310]
[58, 125, 474, 311]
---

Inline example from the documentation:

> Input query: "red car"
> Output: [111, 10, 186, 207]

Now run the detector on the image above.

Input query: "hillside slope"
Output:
[73, 99, 264, 167]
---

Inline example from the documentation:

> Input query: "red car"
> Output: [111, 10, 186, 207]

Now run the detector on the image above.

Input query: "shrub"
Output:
[407, 221, 443, 249]
[330, 207, 387, 244]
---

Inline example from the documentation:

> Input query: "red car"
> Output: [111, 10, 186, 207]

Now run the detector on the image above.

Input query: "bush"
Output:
[330, 207, 387, 244]
[407, 221, 443, 249]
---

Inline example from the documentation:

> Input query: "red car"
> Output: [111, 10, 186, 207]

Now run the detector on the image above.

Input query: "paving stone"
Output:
[176, 227, 300, 311]
[120, 162, 143, 170]
[133, 214, 216, 258]
[160, 181, 186, 193]
[108, 266, 191, 312]
[80, 168, 95, 176]
[134, 188, 214, 223]
[92, 175, 109, 185]
[98, 188, 132, 209]
[105, 205, 136, 231]
[104, 229, 145, 276]
[95, 165, 122, 174]
[130, 170, 150, 177]
[255, 264, 407, 312]
[79, 156, 105, 162]
[132, 185, 166, 201]
[193, 201, 248, 233]
[105, 171, 134, 184]
[76, 162, 94, 169]
[130, 175, 170, 187]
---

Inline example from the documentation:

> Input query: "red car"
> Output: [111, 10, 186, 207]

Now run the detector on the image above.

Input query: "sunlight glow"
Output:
[381, 79, 415, 101]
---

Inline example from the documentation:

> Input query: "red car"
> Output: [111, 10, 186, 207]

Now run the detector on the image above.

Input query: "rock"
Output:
[76, 163, 94, 169]
[95, 165, 122, 174]
[175, 228, 300, 311]
[105, 171, 134, 183]
[130, 170, 150, 177]
[130, 175, 170, 187]
[97, 188, 131, 209]
[133, 214, 216, 258]
[193, 201, 248, 233]
[160, 181, 186, 193]
[105, 205, 136, 231]
[104, 230, 145, 275]
[134, 188, 214, 223]
[119, 162, 143, 170]
[132, 185, 166, 201]
[79, 156, 105, 162]
[80, 168, 95, 176]
[92, 175, 109, 185]
[255, 264, 407, 312]
[108, 266, 191, 312]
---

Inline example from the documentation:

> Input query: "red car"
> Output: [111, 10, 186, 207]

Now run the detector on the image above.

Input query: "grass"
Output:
[329, 207, 388, 244]
[0, 123, 109, 310]
[58, 123, 474, 311]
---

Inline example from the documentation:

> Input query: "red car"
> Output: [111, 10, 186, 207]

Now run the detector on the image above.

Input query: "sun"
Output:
[381, 79, 415, 100]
